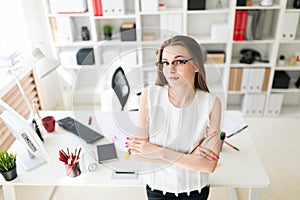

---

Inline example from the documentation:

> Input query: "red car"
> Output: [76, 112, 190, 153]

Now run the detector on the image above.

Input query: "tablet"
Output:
[97, 143, 118, 163]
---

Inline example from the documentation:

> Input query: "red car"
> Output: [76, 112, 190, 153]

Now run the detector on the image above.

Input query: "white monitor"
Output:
[0, 100, 51, 171]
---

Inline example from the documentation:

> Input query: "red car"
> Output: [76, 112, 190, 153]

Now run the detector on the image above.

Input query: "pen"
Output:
[224, 141, 240, 151]
[115, 171, 135, 174]
[77, 147, 82, 158]
[226, 125, 248, 138]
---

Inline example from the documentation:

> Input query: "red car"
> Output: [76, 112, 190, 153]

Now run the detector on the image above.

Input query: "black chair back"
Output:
[111, 67, 130, 111]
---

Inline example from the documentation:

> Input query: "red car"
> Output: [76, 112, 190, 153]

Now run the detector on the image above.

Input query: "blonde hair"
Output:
[155, 35, 209, 92]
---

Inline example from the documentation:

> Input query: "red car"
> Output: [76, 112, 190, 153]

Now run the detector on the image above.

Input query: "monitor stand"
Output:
[19, 150, 46, 171]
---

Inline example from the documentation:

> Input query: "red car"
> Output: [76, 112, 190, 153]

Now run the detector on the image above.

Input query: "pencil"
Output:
[224, 141, 240, 151]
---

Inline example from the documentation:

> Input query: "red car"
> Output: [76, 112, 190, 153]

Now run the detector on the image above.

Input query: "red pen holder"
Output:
[65, 162, 81, 177]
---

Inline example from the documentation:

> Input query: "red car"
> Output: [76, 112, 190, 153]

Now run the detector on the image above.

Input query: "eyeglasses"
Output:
[155, 58, 193, 71]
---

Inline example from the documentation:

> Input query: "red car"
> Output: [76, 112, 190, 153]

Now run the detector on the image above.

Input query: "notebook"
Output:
[97, 143, 118, 163]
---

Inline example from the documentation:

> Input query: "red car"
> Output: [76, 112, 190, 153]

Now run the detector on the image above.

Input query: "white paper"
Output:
[221, 114, 248, 135]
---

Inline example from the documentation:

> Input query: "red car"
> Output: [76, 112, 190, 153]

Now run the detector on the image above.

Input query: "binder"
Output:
[92, 0, 103, 16]
[250, 10, 260, 40]
[261, 68, 270, 91]
[55, 16, 75, 43]
[236, 68, 243, 91]
[245, 11, 254, 40]
[254, 10, 265, 40]
[241, 94, 252, 115]
[247, 68, 256, 92]
[240, 68, 266, 92]
[242, 94, 265, 116]
[253, 94, 266, 116]
[228, 68, 242, 91]
[49, 17, 58, 42]
[228, 68, 236, 90]
[240, 68, 250, 92]
[253, 68, 265, 92]
[101, 0, 124, 16]
[239, 11, 248, 40]
[280, 13, 299, 41]
[266, 93, 284, 116]
[249, 94, 256, 115]
[233, 11, 242, 41]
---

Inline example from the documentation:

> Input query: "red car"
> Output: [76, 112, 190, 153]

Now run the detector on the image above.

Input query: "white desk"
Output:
[0, 111, 269, 200]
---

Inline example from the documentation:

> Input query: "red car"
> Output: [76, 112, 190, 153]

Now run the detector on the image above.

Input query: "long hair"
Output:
[155, 35, 209, 92]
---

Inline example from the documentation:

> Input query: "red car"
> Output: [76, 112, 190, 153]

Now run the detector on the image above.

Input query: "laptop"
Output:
[57, 117, 104, 144]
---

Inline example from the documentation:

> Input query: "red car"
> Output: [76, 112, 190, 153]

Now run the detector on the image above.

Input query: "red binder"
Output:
[233, 11, 242, 41]
[92, 0, 103, 16]
[98, 0, 103, 16]
[239, 11, 248, 40]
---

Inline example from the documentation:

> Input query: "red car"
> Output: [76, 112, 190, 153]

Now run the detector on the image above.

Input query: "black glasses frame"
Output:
[155, 57, 193, 67]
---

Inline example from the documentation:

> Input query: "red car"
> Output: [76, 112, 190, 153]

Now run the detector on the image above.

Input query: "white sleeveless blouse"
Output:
[143, 85, 216, 195]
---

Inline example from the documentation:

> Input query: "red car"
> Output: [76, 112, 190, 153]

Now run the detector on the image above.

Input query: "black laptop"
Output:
[57, 117, 104, 144]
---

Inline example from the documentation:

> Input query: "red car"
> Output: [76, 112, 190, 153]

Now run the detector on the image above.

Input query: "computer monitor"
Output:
[0, 99, 51, 171]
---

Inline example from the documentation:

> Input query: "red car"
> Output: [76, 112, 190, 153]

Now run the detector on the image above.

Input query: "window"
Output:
[0, 0, 29, 56]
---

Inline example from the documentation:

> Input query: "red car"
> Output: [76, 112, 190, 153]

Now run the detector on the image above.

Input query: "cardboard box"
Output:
[120, 23, 136, 41]
[142, 33, 155, 41]
[206, 51, 226, 64]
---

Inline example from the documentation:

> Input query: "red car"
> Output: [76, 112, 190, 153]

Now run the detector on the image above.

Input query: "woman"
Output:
[127, 35, 222, 199]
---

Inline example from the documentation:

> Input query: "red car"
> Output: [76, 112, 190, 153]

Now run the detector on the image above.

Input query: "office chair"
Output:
[111, 67, 130, 111]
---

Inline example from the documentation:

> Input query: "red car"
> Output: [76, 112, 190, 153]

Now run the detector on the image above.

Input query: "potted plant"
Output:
[0, 149, 17, 181]
[103, 24, 113, 40]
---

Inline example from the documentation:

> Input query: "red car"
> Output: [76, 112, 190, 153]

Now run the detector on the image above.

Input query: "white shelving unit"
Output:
[41, 0, 300, 117]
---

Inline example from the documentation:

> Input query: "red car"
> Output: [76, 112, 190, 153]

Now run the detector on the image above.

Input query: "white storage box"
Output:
[101, 0, 125, 16]
[49, 0, 87, 13]
[140, 0, 158, 13]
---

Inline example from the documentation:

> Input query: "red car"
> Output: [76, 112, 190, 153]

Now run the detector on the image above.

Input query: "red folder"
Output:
[233, 11, 242, 41]
[98, 0, 103, 16]
[92, 0, 103, 16]
[239, 11, 248, 40]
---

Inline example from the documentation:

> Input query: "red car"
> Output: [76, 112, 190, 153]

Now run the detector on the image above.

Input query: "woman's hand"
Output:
[191, 131, 220, 161]
[191, 146, 219, 161]
[126, 138, 162, 158]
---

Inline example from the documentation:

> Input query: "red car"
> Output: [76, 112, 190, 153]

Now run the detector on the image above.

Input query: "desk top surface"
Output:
[0, 110, 270, 188]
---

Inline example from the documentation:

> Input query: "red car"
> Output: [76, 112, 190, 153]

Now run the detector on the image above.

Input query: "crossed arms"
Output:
[127, 88, 222, 173]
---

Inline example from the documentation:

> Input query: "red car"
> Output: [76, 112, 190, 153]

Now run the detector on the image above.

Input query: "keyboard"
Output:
[57, 117, 104, 144]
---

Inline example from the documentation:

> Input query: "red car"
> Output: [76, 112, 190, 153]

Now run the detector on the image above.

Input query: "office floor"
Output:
[1, 117, 300, 200]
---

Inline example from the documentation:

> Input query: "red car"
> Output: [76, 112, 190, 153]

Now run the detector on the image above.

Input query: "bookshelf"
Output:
[41, 0, 300, 117]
